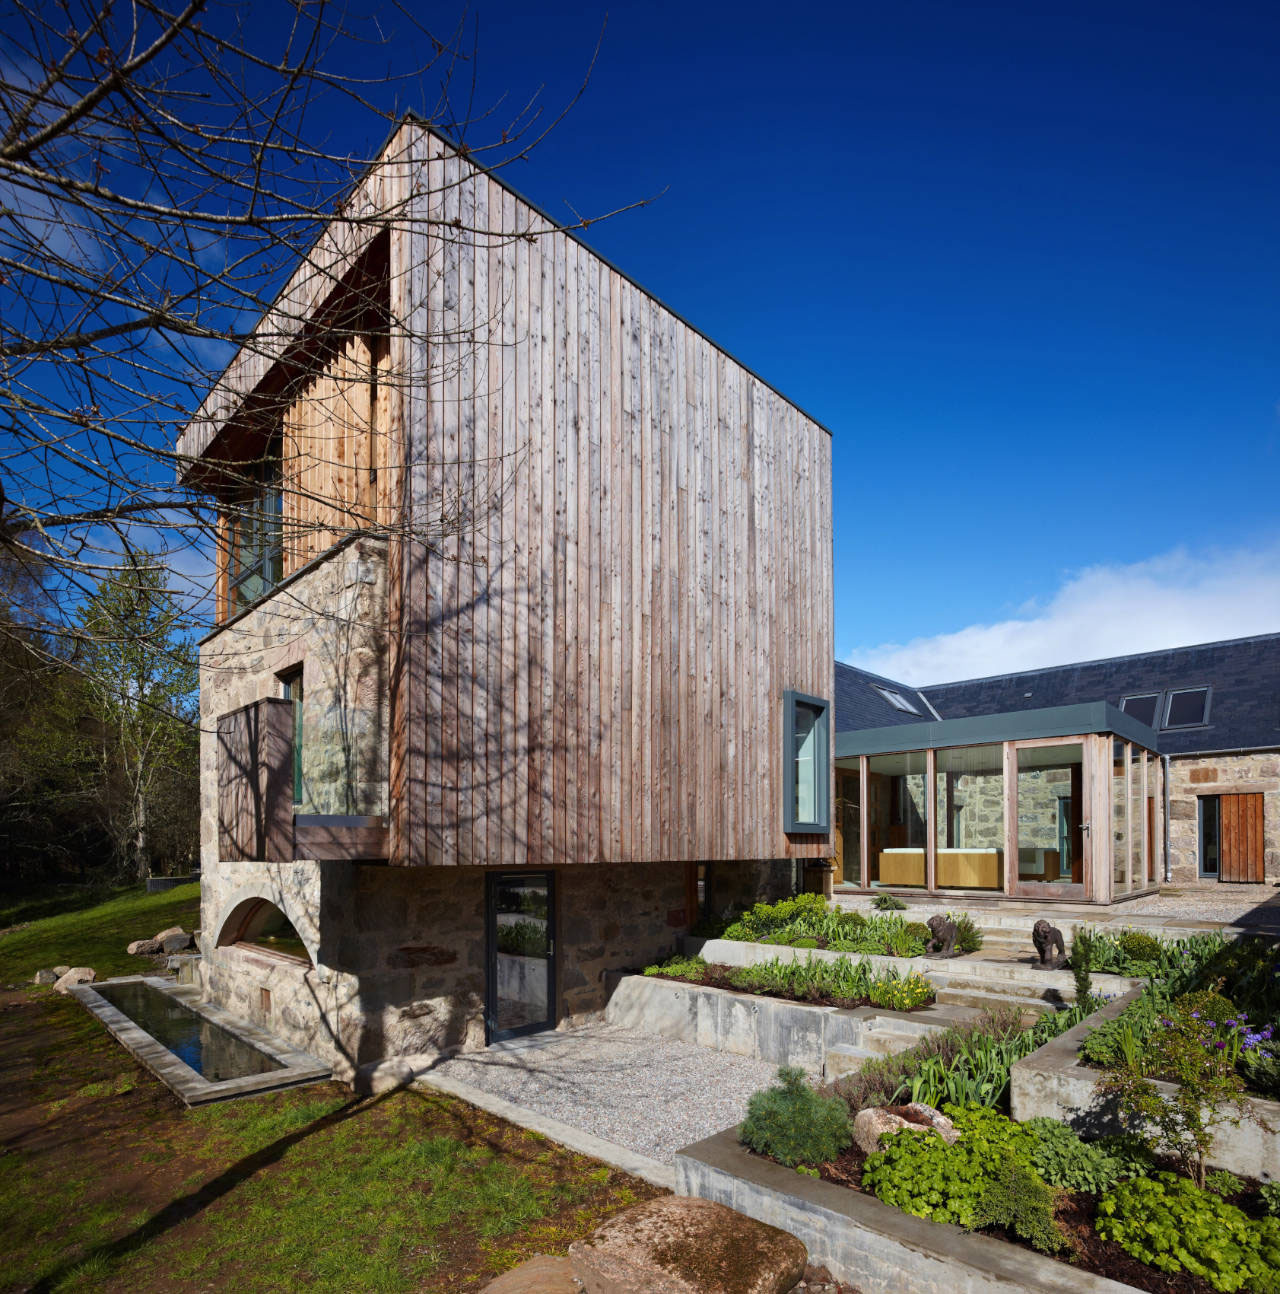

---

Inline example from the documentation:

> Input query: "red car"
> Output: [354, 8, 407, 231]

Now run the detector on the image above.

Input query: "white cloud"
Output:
[846, 543, 1280, 686]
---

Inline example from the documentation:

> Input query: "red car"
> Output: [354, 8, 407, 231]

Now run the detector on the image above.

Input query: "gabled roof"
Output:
[834, 661, 937, 732]
[919, 632, 1280, 755]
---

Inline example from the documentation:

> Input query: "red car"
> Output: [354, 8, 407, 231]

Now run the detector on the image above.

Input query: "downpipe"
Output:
[1163, 754, 1173, 884]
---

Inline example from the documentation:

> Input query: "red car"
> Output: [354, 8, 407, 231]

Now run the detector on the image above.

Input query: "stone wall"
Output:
[1167, 752, 1280, 886]
[200, 855, 795, 1079]
[198, 536, 388, 872]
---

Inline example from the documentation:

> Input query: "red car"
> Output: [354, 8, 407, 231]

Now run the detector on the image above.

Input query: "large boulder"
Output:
[153, 926, 185, 942]
[852, 1102, 958, 1156]
[52, 965, 70, 976]
[127, 938, 163, 956]
[53, 967, 95, 995]
[32, 969, 58, 985]
[481, 1255, 582, 1292]
[568, 1196, 806, 1294]
[160, 932, 193, 954]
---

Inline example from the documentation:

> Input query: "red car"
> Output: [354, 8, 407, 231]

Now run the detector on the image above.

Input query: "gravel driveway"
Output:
[429, 1022, 779, 1164]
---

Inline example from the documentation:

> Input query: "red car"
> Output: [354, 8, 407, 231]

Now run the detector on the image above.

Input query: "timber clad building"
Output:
[179, 118, 835, 1076]
[180, 118, 1278, 1080]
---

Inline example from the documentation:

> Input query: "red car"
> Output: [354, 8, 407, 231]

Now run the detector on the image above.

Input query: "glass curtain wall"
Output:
[1131, 750, 1146, 892]
[934, 744, 1004, 889]
[867, 752, 927, 887]
[835, 769, 861, 886]
[1017, 744, 1084, 884]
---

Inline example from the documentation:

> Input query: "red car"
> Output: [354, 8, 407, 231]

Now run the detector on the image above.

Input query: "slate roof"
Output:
[833, 662, 937, 732]
[918, 632, 1280, 756]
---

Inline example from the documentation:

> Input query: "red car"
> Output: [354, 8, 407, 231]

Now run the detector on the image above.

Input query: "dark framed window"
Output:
[1120, 693, 1162, 728]
[1164, 687, 1211, 729]
[279, 668, 303, 805]
[227, 445, 283, 612]
[784, 690, 830, 833]
[872, 685, 921, 716]
[1199, 795, 1220, 879]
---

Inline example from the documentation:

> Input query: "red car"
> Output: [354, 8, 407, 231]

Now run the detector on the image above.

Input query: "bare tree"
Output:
[0, 0, 639, 659]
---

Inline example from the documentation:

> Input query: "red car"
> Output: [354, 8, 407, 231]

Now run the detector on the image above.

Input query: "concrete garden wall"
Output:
[1010, 988, 1280, 1180]
[674, 1128, 1137, 1293]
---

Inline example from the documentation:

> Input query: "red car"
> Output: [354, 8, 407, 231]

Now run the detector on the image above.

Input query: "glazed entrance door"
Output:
[485, 872, 555, 1043]
[1010, 742, 1089, 900]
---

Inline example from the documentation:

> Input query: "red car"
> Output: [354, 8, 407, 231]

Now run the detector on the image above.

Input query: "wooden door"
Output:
[1221, 794, 1265, 883]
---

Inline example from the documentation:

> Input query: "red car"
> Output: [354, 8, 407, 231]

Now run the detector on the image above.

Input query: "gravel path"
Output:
[1117, 886, 1280, 927]
[430, 1022, 779, 1164]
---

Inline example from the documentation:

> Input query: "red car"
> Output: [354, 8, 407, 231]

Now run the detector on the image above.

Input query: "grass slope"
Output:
[0, 882, 201, 984]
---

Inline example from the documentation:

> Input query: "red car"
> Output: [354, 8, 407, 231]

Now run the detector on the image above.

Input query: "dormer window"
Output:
[873, 686, 921, 716]
[1165, 687, 1211, 729]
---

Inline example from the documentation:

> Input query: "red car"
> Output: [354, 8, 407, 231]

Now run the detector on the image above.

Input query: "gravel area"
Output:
[1118, 885, 1280, 927]
[429, 1022, 779, 1164]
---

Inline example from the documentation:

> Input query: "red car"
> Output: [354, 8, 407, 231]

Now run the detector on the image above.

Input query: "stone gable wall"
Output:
[1167, 752, 1280, 885]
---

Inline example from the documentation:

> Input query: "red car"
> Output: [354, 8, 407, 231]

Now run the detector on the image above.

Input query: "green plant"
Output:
[904, 921, 930, 941]
[1071, 926, 1095, 1005]
[1260, 1182, 1280, 1216]
[1094, 1133, 1155, 1180]
[947, 911, 984, 954]
[1097, 1172, 1280, 1292]
[739, 1067, 852, 1168]
[494, 919, 548, 958]
[642, 955, 708, 982]
[1240, 1050, 1280, 1100]
[1119, 930, 1164, 964]
[972, 1153, 1065, 1254]
[867, 973, 934, 1012]
[1205, 1170, 1246, 1198]
[1020, 1118, 1128, 1193]
[872, 892, 907, 910]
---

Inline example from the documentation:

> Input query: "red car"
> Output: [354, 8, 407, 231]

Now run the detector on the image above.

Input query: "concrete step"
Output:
[931, 974, 1071, 1005]
[860, 1028, 927, 1057]
[824, 1043, 874, 1081]
[933, 986, 1058, 1018]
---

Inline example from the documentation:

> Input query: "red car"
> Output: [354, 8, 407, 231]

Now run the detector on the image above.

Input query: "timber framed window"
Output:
[784, 691, 830, 833]
[226, 444, 283, 613]
[279, 668, 303, 806]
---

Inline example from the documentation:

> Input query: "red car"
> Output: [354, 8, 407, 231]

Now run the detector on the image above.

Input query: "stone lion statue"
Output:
[1032, 919, 1066, 969]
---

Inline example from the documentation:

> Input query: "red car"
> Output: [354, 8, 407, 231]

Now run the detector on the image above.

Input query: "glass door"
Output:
[485, 872, 555, 1043]
[1011, 743, 1088, 899]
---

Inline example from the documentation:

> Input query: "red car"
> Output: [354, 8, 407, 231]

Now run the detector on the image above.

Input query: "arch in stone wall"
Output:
[215, 883, 319, 967]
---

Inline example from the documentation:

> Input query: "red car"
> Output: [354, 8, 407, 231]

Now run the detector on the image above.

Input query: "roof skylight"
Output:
[873, 686, 922, 716]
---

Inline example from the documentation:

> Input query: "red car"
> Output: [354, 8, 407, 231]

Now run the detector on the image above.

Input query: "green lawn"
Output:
[0, 884, 659, 1292]
[0, 883, 201, 983]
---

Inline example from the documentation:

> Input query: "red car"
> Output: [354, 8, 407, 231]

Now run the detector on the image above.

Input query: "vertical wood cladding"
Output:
[393, 129, 834, 867]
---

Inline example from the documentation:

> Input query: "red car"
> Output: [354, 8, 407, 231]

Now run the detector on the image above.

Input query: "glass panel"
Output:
[867, 752, 927, 887]
[1113, 741, 1130, 892]
[1121, 695, 1160, 727]
[1200, 797, 1220, 877]
[1130, 750, 1146, 890]
[934, 744, 1004, 889]
[1017, 744, 1083, 884]
[793, 704, 818, 824]
[835, 769, 860, 886]
[1147, 757, 1161, 883]
[493, 876, 551, 1035]
[1166, 688, 1208, 727]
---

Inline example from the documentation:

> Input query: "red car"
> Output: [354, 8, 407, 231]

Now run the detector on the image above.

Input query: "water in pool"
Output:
[96, 981, 282, 1081]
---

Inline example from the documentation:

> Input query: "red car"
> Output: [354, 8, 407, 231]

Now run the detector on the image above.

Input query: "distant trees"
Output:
[0, 549, 197, 887]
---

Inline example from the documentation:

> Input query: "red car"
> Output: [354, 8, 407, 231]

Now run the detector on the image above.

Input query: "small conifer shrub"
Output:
[739, 1066, 853, 1168]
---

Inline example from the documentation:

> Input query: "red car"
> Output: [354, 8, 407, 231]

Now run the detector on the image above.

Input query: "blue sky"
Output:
[414, 0, 1279, 681]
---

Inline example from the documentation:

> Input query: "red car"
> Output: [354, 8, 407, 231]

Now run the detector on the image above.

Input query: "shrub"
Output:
[872, 893, 907, 910]
[1260, 1182, 1280, 1217]
[1241, 1050, 1280, 1100]
[904, 921, 930, 941]
[739, 1066, 852, 1168]
[1020, 1118, 1128, 1193]
[1096, 1172, 1280, 1292]
[867, 973, 934, 1012]
[1119, 930, 1164, 965]
[862, 1104, 1062, 1250]
[972, 1154, 1065, 1254]
[1071, 926, 1097, 1005]
[948, 911, 984, 954]
[643, 954, 707, 982]
[1205, 1170, 1246, 1198]
[1095, 1133, 1155, 1180]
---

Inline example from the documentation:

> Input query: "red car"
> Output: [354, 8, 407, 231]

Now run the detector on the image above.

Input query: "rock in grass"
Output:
[52, 965, 70, 976]
[53, 967, 95, 995]
[127, 938, 163, 955]
[160, 932, 192, 953]
[569, 1196, 806, 1294]
[481, 1255, 582, 1292]
[32, 969, 58, 985]
[153, 925, 185, 942]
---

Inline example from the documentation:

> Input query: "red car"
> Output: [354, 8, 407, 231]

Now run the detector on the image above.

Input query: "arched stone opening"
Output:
[217, 897, 314, 966]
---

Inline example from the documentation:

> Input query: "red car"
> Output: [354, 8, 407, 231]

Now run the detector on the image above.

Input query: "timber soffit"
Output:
[176, 112, 834, 478]
[833, 701, 1160, 759]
